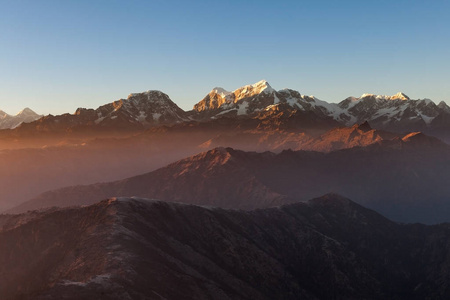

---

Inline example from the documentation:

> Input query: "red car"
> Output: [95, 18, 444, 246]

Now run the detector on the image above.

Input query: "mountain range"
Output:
[2, 195, 450, 299]
[4, 80, 450, 142]
[192, 80, 450, 136]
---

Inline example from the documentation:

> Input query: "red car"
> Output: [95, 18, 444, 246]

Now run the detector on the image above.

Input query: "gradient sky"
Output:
[1, 0, 449, 115]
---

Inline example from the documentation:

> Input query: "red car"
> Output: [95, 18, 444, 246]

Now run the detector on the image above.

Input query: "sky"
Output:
[1, 0, 450, 115]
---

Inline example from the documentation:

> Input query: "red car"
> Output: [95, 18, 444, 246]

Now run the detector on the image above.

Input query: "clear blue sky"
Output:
[1, 0, 449, 114]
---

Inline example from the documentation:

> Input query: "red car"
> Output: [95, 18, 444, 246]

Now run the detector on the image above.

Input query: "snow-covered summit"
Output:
[359, 92, 410, 101]
[194, 80, 277, 113]
[391, 92, 410, 101]
[233, 80, 275, 100]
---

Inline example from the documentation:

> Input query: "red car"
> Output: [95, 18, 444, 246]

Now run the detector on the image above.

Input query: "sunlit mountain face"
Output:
[1, 81, 450, 299]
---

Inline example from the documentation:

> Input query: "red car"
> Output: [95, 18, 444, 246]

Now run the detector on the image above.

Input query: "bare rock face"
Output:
[2, 195, 450, 299]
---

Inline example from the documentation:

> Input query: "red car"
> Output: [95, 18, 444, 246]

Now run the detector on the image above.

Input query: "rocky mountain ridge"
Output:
[3, 195, 450, 299]
[15, 91, 187, 133]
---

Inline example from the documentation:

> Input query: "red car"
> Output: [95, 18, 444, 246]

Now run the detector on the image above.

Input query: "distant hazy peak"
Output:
[17, 107, 39, 116]
[0, 107, 42, 129]
[438, 101, 450, 111]
[0, 110, 9, 118]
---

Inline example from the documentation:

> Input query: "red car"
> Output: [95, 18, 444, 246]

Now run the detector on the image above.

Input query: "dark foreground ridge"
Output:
[1, 194, 450, 299]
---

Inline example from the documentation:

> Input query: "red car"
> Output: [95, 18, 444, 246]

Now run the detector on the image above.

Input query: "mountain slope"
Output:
[3, 195, 450, 299]
[11, 134, 450, 224]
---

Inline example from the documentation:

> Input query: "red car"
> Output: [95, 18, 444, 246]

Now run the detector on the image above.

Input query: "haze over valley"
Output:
[3, 0, 450, 298]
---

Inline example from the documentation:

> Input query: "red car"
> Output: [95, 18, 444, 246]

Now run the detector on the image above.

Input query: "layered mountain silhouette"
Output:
[2, 195, 450, 299]
[11, 132, 450, 224]
[2, 81, 450, 300]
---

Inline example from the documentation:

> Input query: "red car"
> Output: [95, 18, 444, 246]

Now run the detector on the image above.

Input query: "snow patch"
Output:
[152, 113, 161, 121]
[61, 274, 112, 287]
[137, 111, 147, 122]
[420, 114, 435, 125]
[215, 108, 238, 116]
[273, 94, 280, 104]
[286, 96, 300, 108]
[94, 117, 105, 124]
[237, 102, 249, 115]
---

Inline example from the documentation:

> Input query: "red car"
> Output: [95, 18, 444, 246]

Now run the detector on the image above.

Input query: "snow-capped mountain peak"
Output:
[193, 80, 276, 112]
[392, 92, 410, 101]
[359, 92, 410, 101]
[233, 80, 275, 101]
